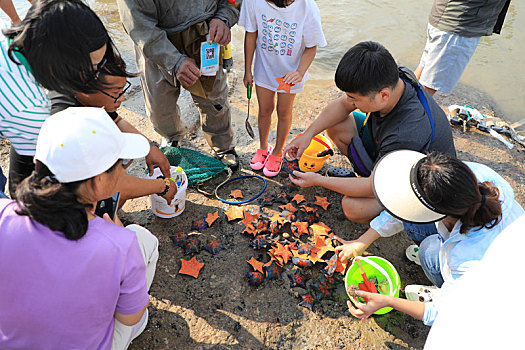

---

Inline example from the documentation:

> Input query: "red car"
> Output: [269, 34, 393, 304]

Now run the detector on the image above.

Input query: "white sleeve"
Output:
[303, 0, 327, 48]
[369, 210, 404, 237]
[423, 302, 438, 326]
[238, 0, 257, 32]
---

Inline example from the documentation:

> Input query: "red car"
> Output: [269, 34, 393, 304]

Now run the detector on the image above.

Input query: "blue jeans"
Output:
[403, 222, 444, 287]
[0, 166, 8, 199]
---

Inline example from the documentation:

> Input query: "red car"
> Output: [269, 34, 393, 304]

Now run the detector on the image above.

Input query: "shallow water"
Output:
[2, 0, 523, 122]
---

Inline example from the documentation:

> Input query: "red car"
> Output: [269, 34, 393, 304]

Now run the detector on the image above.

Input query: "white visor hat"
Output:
[35, 107, 150, 183]
[372, 150, 447, 224]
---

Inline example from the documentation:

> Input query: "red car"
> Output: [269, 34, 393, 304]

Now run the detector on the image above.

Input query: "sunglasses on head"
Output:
[92, 57, 107, 80]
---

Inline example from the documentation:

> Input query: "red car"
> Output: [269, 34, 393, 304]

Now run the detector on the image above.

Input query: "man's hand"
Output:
[283, 133, 312, 160]
[146, 144, 171, 178]
[289, 171, 321, 188]
[161, 178, 177, 205]
[208, 18, 231, 46]
[176, 58, 201, 88]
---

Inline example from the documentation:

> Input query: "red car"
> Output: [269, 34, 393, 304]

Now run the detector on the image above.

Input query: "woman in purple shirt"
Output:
[0, 107, 158, 349]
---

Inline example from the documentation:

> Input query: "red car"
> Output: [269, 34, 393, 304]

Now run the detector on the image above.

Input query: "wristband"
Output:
[156, 176, 170, 196]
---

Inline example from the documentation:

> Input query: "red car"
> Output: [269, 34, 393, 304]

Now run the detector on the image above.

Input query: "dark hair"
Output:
[267, 0, 294, 8]
[3, 0, 124, 94]
[418, 152, 502, 233]
[335, 41, 399, 96]
[99, 52, 138, 80]
[15, 160, 121, 240]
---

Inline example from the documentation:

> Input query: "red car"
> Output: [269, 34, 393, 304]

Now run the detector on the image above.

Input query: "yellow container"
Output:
[299, 134, 332, 172]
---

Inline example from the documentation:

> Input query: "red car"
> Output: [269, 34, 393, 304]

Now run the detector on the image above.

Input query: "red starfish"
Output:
[179, 257, 204, 278]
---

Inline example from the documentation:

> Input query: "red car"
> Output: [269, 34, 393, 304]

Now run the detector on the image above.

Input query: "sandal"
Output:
[406, 244, 422, 266]
[263, 154, 283, 177]
[326, 166, 356, 177]
[404, 284, 440, 302]
[250, 145, 273, 170]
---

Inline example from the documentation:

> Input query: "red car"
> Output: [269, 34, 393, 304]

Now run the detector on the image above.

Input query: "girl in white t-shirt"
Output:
[239, 0, 326, 177]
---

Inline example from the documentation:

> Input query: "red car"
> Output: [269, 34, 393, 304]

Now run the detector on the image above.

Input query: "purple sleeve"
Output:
[115, 235, 149, 315]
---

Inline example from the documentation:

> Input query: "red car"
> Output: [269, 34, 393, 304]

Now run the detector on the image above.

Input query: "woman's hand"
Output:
[347, 290, 392, 320]
[146, 144, 171, 178]
[103, 212, 124, 227]
[161, 178, 177, 204]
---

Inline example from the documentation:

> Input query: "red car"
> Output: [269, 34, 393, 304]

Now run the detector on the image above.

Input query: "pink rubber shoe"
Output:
[263, 154, 283, 177]
[250, 145, 273, 170]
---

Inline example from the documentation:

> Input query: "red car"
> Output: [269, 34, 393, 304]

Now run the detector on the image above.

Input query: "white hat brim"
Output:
[372, 150, 446, 224]
[119, 132, 150, 160]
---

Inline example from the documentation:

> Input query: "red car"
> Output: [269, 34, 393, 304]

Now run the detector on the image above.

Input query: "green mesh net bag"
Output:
[161, 147, 227, 186]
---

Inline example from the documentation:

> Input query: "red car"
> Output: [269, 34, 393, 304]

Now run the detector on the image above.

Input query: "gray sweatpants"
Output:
[136, 49, 234, 154]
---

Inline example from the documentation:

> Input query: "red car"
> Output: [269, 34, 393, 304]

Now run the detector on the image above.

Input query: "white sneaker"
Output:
[405, 284, 440, 302]
[406, 244, 422, 266]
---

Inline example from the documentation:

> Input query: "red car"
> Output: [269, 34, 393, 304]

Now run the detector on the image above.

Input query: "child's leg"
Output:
[255, 85, 276, 151]
[272, 92, 296, 156]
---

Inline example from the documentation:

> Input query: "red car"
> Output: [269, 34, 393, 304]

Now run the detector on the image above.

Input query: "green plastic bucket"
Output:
[344, 256, 401, 315]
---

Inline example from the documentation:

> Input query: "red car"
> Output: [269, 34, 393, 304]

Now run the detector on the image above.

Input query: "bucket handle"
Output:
[312, 135, 332, 150]
[360, 257, 395, 295]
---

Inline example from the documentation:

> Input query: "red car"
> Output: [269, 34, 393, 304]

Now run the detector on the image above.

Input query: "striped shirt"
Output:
[0, 33, 50, 156]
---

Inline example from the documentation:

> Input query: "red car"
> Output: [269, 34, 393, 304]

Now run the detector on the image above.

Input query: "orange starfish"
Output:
[334, 255, 347, 275]
[292, 222, 309, 237]
[300, 204, 317, 213]
[242, 224, 257, 236]
[267, 251, 284, 266]
[242, 211, 259, 227]
[279, 203, 298, 212]
[230, 189, 243, 199]
[314, 196, 330, 210]
[315, 236, 328, 248]
[270, 213, 287, 225]
[179, 257, 204, 278]
[225, 206, 244, 221]
[275, 76, 295, 93]
[273, 242, 293, 265]
[310, 223, 331, 238]
[292, 194, 306, 204]
[205, 211, 219, 227]
[246, 257, 265, 273]
[315, 221, 331, 231]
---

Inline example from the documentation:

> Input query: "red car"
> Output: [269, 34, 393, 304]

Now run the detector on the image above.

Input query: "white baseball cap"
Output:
[372, 150, 447, 224]
[35, 107, 150, 183]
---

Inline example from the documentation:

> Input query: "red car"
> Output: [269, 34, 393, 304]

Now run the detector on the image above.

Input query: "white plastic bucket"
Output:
[148, 166, 188, 218]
